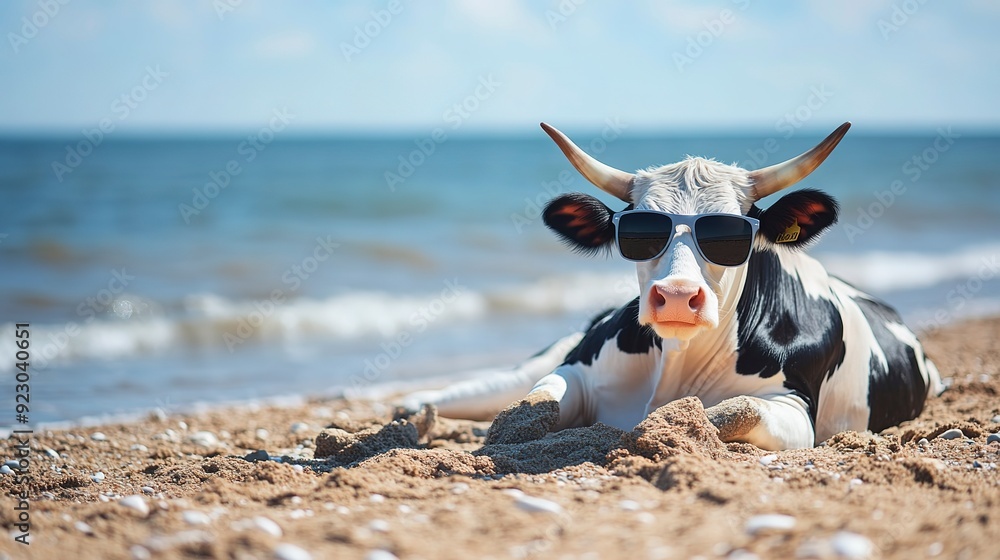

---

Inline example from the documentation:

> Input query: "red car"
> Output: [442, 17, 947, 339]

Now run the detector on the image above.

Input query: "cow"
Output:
[400, 122, 943, 450]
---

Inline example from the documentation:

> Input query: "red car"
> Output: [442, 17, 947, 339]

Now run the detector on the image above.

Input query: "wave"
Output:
[1, 273, 637, 370]
[819, 242, 1000, 293]
[12, 240, 1000, 371]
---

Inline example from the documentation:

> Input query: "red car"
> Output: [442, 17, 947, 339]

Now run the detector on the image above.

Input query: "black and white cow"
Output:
[402, 122, 942, 450]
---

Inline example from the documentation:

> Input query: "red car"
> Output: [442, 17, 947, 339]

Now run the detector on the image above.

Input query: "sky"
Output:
[1, 0, 999, 135]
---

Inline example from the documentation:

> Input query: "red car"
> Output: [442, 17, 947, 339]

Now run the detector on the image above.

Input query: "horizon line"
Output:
[1, 124, 997, 141]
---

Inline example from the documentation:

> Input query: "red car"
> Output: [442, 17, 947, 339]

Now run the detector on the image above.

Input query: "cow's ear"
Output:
[543, 193, 616, 255]
[756, 189, 838, 248]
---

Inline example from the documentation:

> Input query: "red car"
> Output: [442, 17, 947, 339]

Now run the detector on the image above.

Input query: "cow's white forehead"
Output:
[631, 157, 754, 215]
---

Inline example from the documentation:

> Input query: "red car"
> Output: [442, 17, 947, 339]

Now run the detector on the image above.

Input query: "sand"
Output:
[2, 317, 1000, 560]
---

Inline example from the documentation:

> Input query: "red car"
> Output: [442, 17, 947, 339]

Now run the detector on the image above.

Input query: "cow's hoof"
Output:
[485, 393, 560, 445]
[705, 395, 762, 443]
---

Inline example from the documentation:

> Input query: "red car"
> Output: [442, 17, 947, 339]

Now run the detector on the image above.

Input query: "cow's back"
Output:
[735, 249, 941, 443]
[826, 277, 942, 435]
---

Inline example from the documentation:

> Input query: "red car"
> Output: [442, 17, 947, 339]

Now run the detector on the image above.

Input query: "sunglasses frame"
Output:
[611, 210, 760, 266]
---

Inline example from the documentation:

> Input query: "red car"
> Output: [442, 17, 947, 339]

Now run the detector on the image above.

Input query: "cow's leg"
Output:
[485, 365, 587, 444]
[705, 393, 814, 450]
[399, 332, 583, 420]
[528, 365, 588, 430]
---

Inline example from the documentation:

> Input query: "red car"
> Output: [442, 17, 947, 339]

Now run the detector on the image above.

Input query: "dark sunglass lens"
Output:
[618, 213, 672, 260]
[695, 216, 753, 266]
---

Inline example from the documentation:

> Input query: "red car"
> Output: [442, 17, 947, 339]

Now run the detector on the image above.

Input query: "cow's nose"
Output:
[650, 282, 706, 324]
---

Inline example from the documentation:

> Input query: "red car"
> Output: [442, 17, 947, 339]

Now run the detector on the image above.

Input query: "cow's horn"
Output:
[540, 122, 634, 203]
[749, 122, 851, 200]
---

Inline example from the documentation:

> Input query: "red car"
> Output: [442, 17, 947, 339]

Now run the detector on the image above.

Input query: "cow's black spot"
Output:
[868, 351, 887, 386]
[735, 249, 846, 421]
[563, 297, 659, 366]
[852, 295, 927, 432]
[768, 310, 798, 346]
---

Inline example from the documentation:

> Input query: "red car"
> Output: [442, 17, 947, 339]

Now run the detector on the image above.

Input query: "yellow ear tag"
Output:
[776, 221, 801, 243]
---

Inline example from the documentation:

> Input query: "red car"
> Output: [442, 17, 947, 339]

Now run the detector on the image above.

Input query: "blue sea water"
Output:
[2, 129, 1000, 426]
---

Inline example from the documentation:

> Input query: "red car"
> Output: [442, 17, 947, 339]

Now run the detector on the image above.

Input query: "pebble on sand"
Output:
[90, 432, 107, 442]
[245, 449, 270, 462]
[0, 465, 13, 475]
[987, 433, 1000, 445]
[758, 454, 778, 466]
[744, 514, 796, 535]
[938, 428, 964, 440]
[619, 500, 642, 511]
[290, 422, 310, 435]
[253, 516, 283, 538]
[91, 472, 105, 483]
[274, 543, 313, 560]
[182, 510, 212, 525]
[830, 531, 874, 559]
[503, 489, 563, 515]
[119, 495, 150, 517]
[186, 431, 220, 448]
[366, 551, 400, 560]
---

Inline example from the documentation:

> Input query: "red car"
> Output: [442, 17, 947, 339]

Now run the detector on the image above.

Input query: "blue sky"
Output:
[2, 0, 998, 134]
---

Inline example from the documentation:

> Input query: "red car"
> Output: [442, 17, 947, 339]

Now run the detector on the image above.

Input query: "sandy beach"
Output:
[2, 317, 999, 560]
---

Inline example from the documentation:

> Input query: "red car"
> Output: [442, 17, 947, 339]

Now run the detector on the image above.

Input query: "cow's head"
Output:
[541, 122, 849, 342]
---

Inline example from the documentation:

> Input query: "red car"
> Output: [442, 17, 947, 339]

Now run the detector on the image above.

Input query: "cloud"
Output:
[969, 0, 1000, 15]
[645, 0, 765, 42]
[147, 1, 203, 29]
[255, 31, 317, 59]
[807, 0, 895, 33]
[451, 0, 549, 42]
[646, 1, 735, 34]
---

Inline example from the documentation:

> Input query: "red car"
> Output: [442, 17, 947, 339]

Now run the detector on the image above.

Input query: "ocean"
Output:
[3, 129, 1000, 427]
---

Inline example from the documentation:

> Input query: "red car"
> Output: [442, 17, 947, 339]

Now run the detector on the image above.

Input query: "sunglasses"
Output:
[611, 210, 760, 266]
